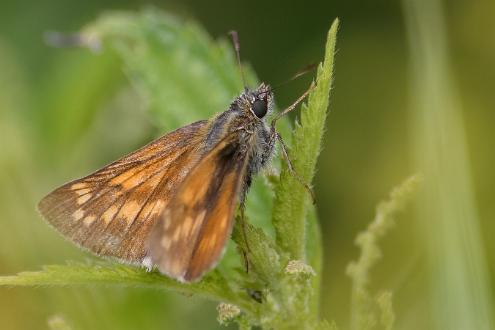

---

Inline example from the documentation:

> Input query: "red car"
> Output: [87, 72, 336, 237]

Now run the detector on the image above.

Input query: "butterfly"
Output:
[38, 32, 313, 282]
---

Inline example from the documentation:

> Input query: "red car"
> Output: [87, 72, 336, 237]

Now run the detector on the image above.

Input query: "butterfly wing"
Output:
[38, 120, 208, 265]
[148, 133, 249, 282]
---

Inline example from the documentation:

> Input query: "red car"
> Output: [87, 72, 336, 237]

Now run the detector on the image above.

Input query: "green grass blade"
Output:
[403, 0, 495, 328]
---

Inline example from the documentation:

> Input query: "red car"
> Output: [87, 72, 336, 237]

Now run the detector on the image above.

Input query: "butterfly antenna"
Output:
[271, 63, 317, 91]
[229, 31, 247, 89]
[271, 83, 315, 128]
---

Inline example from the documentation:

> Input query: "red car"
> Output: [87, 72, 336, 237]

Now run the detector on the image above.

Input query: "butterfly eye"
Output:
[252, 99, 268, 118]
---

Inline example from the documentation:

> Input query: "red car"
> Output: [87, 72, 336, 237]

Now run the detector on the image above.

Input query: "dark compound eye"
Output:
[252, 99, 268, 118]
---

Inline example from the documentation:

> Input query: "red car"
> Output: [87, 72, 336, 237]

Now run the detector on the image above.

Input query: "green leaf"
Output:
[272, 19, 339, 260]
[232, 216, 285, 286]
[0, 261, 255, 315]
[83, 9, 249, 130]
[306, 205, 323, 316]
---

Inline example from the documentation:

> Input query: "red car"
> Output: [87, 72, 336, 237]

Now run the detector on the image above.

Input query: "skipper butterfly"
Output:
[38, 32, 313, 282]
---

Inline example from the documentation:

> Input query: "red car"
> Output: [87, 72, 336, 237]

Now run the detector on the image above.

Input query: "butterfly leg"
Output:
[274, 132, 316, 204]
[270, 83, 315, 129]
[238, 202, 252, 273]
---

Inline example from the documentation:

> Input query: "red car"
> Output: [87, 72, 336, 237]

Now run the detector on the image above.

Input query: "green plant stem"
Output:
[347, 175, 421, 330]
[272, 18, 339, 261]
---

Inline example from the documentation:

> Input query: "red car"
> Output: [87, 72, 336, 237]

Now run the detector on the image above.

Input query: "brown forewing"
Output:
[38, 120, 208, 265]
[148, 133, 248, 282]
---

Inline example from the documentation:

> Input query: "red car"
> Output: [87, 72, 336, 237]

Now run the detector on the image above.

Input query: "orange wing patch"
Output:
[148, 135, 248, 282]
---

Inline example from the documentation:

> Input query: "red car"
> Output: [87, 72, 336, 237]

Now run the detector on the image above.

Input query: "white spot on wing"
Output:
[172, 226, 181, 242]
[161, 237, 172, 250]
[120, 200, 141, 226]
[197, 210, 207, 223]
[73, 208, 84, 221]
[75, 188, 91, 196]
[163, 217, 171, 230]
[71, 182, 89, 190]
[83, 215, 96, 226]
[102, 205, 118, 224]
[153, 200, 166, 216]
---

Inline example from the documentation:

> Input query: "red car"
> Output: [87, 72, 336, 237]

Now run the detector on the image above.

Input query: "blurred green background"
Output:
[0, 0, 494, 329]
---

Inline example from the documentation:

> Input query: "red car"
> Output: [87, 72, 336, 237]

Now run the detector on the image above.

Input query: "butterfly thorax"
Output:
[202, 83, 276, 201]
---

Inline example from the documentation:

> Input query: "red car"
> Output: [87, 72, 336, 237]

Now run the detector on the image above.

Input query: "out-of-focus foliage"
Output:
[347, 175, 421, 330]
[0, 0, 494, 329]
[404, 0, 495, 328]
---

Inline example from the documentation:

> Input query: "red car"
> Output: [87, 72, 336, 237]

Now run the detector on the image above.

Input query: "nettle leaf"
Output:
[83, 10, 246, 129]
[0, 261, 255, 315]
[272, 19, 339, 261]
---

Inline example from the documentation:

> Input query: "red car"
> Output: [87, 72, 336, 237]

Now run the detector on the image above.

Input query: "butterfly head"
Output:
[238, 83, 273, 120]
